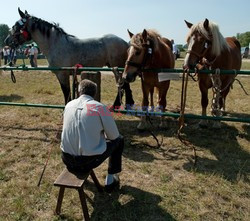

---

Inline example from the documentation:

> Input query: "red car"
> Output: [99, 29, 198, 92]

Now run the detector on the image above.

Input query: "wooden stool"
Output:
[54, 168, 103, 221]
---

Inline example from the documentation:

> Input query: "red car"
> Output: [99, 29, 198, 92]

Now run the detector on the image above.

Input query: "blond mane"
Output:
[186, 21, 230, 57]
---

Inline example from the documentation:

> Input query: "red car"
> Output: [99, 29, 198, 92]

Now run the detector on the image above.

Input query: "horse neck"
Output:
[29, 30, 51, 56]
[151, 40, 174, 68]
[27, 21, 67, 59]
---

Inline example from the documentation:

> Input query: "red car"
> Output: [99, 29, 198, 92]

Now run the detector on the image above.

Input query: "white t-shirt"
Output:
[61, 95, 119, 156]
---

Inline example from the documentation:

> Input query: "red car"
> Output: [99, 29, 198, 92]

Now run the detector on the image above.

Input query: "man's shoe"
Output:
[104, 176, 120, 193]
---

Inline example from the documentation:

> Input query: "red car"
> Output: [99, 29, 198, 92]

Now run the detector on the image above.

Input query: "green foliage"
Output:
[237, 32, 250, 47]
[0, 24, 10, 47]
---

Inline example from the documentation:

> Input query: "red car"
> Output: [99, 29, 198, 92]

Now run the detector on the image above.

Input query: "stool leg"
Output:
[78, 188, 90, 221]
[55, 187, 65, 215]
[90, 170, 103, 192]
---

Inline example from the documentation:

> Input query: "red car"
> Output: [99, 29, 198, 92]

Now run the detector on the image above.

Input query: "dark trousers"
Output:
[62, 136, 124, 174]
[30, 55, 34, 67]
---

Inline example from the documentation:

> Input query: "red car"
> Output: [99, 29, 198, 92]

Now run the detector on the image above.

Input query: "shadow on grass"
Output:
[182, 122, 250, 183]
[90, 185, 176, 221]
[115, 117, 179, 163]
[0, 94, 23, 102]
[225, 111, 250, 122]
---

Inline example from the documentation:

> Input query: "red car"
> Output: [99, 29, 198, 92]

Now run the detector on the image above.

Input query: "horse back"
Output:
[102, 34, 129, 68]
[225, 37, 242, 70]
[159, 37, 175, 69]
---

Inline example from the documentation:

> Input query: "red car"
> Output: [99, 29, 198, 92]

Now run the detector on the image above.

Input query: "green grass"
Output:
[0, 61, 249, 220]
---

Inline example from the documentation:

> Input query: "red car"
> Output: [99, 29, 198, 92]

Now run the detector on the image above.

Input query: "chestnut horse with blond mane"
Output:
[183, 19, 241, 127]
[122, 29, 175, 130]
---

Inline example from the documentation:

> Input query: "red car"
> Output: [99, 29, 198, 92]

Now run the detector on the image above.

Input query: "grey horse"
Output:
[5, 8, 134, 107]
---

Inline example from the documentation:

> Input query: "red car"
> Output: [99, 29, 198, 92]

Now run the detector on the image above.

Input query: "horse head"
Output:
[5, 8, 32, 48]
[183, 18, 230, 71]
[183, 18, 214, 70]
[122, 29, 154, 83]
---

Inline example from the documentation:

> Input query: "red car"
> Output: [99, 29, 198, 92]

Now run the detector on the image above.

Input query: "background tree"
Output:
[237, 32, 250, 47]
[0, 24, 10, 48]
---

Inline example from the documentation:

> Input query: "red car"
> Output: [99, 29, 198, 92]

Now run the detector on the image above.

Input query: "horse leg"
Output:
[137, 85, 150, 131]
[199, 86, 209, 128]
[148, 87, 154, 112]
[123, 82, 135, 109]
[220, 86, 230, 115]
[157, 82, 169, 128]
[55, 72, 71, 104]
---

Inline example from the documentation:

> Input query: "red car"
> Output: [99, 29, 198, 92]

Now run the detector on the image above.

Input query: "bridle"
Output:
[186, 33, 217, 69]
[125, 40, 154, 74]
[9, 17, 31, 47]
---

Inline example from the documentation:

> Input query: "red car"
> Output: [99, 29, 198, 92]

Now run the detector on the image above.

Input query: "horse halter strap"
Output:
[125, 41, 153, 72]
[14, 18, 31, 41]
[186, 43, 210, 61]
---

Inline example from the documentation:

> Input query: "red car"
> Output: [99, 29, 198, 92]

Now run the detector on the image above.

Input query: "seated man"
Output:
[60, 79, 124, 193]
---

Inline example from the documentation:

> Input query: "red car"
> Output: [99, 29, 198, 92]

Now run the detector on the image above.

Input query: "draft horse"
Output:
[5, 8, 134, 107]
[183, 19, 241, 127]
[122, 29, 175, 129]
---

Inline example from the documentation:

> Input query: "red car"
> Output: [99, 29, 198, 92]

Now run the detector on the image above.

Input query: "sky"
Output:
[1, 0, 250, 45]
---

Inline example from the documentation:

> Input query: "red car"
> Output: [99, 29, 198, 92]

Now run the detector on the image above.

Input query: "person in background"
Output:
[60, 79, 124, 193]
[3, 46, 10, 65]
[29, 44, 35, 67]
[171, 39, 178, 60]
[33, 45, 39, 67]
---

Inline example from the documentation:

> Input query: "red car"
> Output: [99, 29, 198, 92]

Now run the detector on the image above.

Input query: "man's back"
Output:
[61, 95, 119, 156]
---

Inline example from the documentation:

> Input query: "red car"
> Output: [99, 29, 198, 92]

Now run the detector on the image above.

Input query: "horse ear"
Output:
[142, 29, 148, 41]
[18, 7, 26, 18]
[127, 29, 134, 39]
[184, 20, 193, 29]
[203, 18, 209, 31]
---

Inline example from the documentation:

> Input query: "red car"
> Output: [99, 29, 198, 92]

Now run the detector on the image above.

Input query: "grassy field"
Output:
[0, 59, 249, 221]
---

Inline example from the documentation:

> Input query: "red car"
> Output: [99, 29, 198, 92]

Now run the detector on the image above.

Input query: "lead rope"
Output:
[112, 67, 124, 108]
[178, 70, 197, 166]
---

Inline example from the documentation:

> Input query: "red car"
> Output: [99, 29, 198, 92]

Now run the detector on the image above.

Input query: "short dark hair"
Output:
[78, 79, 97, 97]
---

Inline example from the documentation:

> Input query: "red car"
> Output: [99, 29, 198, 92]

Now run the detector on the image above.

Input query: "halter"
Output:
[11, 18, 31, 46]
[125, 40, 153, 73]
[186, 33, 217, 69]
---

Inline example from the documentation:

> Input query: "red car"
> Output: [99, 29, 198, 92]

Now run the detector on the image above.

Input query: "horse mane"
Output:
[186, 21, 230, 57]
[130, 29, 162, 51]
[29, 15, 75, 39]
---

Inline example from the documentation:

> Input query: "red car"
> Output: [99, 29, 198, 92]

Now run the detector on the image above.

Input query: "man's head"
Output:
[78, 79, 97, 97]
